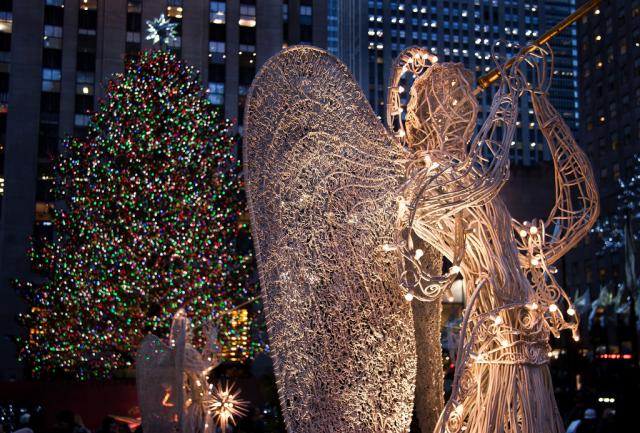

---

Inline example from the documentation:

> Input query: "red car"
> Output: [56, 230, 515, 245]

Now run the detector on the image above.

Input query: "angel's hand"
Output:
[520, 44, 554, 93]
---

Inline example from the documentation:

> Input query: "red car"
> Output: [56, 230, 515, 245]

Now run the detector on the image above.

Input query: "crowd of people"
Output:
[0, 411, 137, 433]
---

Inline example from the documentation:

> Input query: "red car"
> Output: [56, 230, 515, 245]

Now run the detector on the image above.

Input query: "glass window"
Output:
[208, 82, 224, 105]
[239, 4, 256, 27]
[210, 1, 226, 24]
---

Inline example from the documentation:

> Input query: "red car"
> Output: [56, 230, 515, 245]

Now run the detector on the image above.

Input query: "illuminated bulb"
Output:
[594, 8, 600, 14]
[549, 303, 558, 312]
[527, 302, 538, 310]
[529, 226, 538, 235]
[494, 315, 503, 325]
[530, 257, 540, 266]
[567, 307, 575, 316]
[398, 85, 405, 93]
[382, 244, 396, 252]
[573, 335, 580, 342]
[450, 265, 461, 274]
[396, 129, 406, 138]
[414, 249, 424, 260]
[548, 352, 553, 357]
[404, 292, 414, 302]
[500, 339, 509, 347]
[519, 229, 528, 238]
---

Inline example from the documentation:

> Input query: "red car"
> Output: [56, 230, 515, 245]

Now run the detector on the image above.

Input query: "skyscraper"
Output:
[337, 0, 579, 168]
[0, 0, 327, 380]
[564, 0, 640, 293]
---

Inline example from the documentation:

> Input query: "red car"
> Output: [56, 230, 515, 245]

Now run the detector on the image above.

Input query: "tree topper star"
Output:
[146, 14, 178, 46]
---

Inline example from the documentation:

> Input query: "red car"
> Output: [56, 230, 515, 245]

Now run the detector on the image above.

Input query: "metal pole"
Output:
[476, 0, 601, 92]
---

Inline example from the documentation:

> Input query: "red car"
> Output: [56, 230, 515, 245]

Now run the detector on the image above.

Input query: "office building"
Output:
[337, 0, 579, 168]
[565, 0, 640, 293]
[0, 0, 327, 380]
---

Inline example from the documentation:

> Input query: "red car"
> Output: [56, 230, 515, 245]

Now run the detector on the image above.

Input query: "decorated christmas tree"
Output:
[15, 49, 260, 379]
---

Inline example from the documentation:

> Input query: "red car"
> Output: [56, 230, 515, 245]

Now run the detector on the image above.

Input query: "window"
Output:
[42, 68, 61, 83]
[210, 1, 225, 24]
[44, 25, 63, 49]
[74, 114, 91, 127]
[208, 82, 224, 105]
[239, 4, 256, 27]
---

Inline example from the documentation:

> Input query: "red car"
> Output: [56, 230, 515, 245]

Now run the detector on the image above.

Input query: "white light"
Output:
[519, 230, 528, 238]
[450, 265, 461, 274]
[567, 308, 575, 316]
[404, 292, 414, 302]
[494, 315, 503, 325]
[530, 258, 540, 266]
[549, 304, 558, 312]
[414, 249, 424, 260]
[529, 226, 538, 235]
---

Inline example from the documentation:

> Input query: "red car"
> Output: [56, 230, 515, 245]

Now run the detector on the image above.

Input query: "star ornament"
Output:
[145, 14, 178, 45]
[206, 381, 248, 432]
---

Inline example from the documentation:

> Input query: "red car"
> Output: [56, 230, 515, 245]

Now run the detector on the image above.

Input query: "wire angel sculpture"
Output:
[244, 43, 598, 433]
[390, 44, 598, 433]
[136, 309, 247, 433]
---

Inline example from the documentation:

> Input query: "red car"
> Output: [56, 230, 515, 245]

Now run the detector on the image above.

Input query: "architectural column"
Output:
[182, 0, 209, 83]
[0, 0, 45, 380]
[96, 0, 127, 101]
[256, 0, 282, 69]
[58, 0, 80, 139]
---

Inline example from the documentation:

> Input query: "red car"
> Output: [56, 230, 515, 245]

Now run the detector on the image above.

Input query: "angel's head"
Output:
[405, 63, 478, 159]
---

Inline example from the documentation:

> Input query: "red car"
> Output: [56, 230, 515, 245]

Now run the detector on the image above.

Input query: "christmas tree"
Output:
[15, 50, 260, 379]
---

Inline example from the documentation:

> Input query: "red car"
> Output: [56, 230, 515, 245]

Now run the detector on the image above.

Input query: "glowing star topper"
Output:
[145, 14, 178, 46]
[207, 381, 248, 432]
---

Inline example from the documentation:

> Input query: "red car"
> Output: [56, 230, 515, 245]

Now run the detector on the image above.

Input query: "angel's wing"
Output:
[244, 46, 416, 433]
[136, 334, 179, 433]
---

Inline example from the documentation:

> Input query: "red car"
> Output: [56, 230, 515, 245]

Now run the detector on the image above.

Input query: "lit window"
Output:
[300, 5, 312, 16]
[210, 1, 226, 24]
[208, 82, 224, 106]
[80, 0, 97, 10]
[167, 6, 183, 19]
[209, 41, 225, 53]
[76, 84, 94, 95]
[239, 4, 256, 27]
[74, 114, 91, 127]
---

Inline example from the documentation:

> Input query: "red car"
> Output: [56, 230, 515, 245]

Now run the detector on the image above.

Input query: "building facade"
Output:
[564, 0, 640, 294]
[0, 0, 327, 380]
[337, 0, 579, 168]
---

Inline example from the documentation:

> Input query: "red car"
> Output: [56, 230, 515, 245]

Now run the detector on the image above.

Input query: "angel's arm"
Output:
[405, 66, 519, 225]
[514, 89, 599, 265]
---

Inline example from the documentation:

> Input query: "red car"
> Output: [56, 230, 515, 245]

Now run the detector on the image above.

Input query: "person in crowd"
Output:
[12, 413, 34, 433]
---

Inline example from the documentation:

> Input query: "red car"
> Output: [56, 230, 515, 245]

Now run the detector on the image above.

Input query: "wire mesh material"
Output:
[244, 44, 599, 433]
[244, 46, 417, 433]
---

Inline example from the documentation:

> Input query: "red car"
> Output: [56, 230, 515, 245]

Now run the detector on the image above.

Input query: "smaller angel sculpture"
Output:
[136, 309, 247, 433]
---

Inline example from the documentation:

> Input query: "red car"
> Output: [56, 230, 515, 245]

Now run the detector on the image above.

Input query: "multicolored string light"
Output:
[14, 50, 262, 379]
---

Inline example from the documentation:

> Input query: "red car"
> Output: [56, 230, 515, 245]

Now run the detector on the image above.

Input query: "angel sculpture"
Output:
[390, 45, 598, 433]
[244, 44, 597, 433]
[136, 309, 247, 433]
